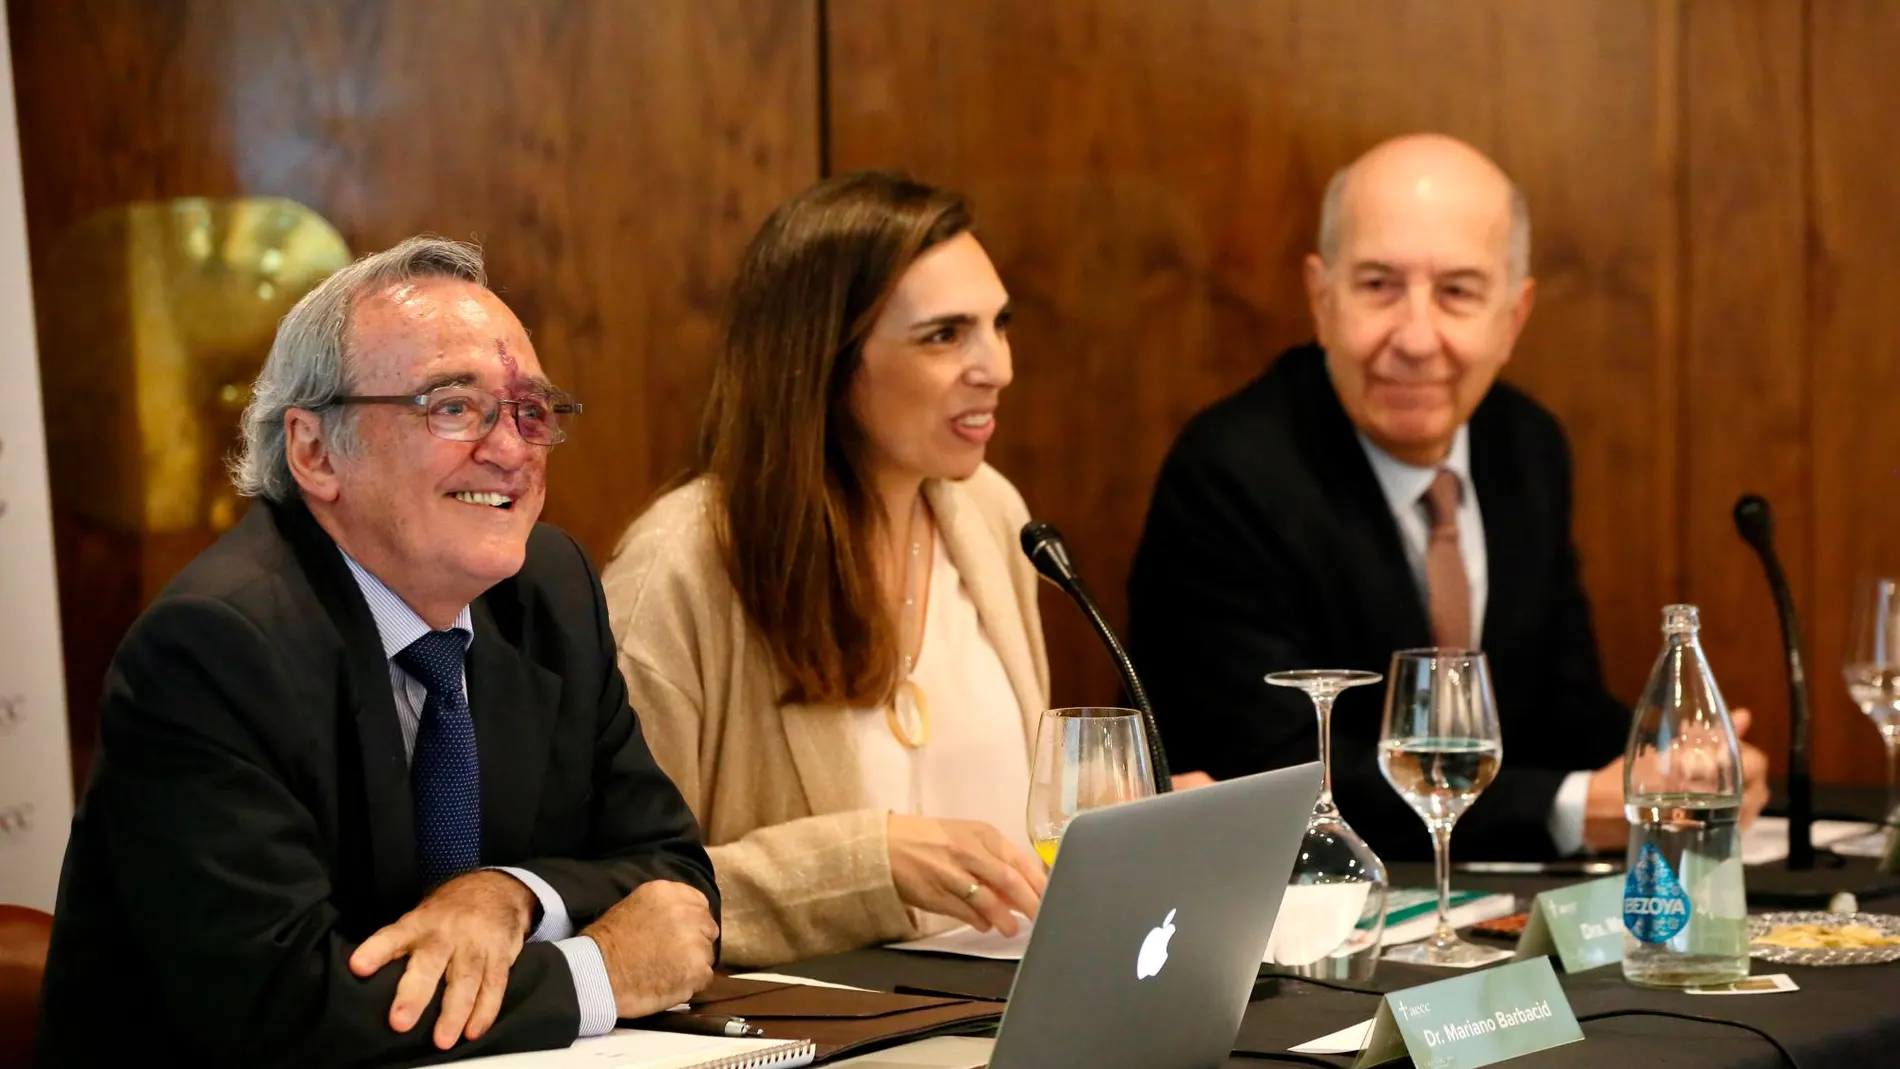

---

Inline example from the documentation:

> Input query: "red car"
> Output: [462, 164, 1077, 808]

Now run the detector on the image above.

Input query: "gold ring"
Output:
[960, 882, 982, 901]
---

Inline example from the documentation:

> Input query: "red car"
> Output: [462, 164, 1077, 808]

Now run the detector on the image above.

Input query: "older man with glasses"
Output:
[38, 237, 719, 1066]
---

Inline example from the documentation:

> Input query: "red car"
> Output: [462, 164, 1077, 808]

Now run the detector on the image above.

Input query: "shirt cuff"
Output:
[1548, 770, 1594, 856]
[555, 935, 620, 1038]
[492, 866, 576, 942]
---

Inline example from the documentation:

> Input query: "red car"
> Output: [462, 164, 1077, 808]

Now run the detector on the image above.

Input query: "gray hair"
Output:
[1316, 166, 1532, 283]
[230, 236, 488, 502]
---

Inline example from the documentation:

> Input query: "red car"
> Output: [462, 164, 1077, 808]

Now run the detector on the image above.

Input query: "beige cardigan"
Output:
[601, 466, 1051, 967]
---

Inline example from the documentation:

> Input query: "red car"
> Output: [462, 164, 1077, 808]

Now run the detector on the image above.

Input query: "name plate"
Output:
[1512, 876, 1626, 973]
[1355, 957, 1583, 1069]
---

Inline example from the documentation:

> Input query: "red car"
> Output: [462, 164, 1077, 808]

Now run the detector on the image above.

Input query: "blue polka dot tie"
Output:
[395, 629, 481, 888]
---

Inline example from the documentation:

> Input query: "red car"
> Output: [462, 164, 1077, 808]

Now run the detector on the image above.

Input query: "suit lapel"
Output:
[348, 674, 421, 916]
[1469, 403, 1524, 647]
[1334, 458, 1431, 645]
[927, 478, 1046, 751]
[1290, 353, 1435, 652]
[265, 500, 420, 915]
[467, 598, 562, 863]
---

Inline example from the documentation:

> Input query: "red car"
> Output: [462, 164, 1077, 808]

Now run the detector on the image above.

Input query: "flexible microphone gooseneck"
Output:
[1733, 493, 1816, 871]
[1019, 521, 1173, 795]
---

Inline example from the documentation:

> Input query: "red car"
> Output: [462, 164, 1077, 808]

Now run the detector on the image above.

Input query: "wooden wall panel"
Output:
[1483, 2, 1682, 708]
[10, 1, 244, 774]
[1810, 0, 1900, 787]
[827, 0, 1681, 720]
[16, 0, 1900, 793]
[1680, 0, 1809, 776]
[10, 0, 818, 774]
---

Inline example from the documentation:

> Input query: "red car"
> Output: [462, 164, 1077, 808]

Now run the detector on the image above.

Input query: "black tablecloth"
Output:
[1229, 946, 1900, 1068]
[777, 846, 1900, 1068]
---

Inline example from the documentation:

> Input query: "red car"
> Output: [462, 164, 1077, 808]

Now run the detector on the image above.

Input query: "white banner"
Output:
[0, 6, 74, 911]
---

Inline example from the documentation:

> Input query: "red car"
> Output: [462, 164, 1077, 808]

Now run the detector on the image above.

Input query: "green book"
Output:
[1383, 888, 1516, 944]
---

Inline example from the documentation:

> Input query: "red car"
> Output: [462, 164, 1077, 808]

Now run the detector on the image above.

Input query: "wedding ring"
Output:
[960, 881, 982, 901]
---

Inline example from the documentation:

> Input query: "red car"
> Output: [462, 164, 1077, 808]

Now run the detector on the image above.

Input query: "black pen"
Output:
[642, 1011, 767, 1038]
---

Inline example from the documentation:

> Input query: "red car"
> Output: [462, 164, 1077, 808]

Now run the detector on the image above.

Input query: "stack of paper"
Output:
[457, 1030, 814, 1068]
[1742, 817, 1886, 864]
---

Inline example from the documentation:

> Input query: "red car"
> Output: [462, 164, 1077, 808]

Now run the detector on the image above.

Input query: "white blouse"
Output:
[851, 530, 1034, 856]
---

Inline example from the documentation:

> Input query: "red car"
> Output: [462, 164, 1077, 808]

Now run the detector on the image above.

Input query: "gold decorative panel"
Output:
[38, 199, 349, 558]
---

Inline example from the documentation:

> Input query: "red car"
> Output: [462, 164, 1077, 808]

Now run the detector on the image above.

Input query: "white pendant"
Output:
[887, 679, 931, 749]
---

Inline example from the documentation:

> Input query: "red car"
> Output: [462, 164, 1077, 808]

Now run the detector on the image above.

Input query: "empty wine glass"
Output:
[1263, 670, 1389, 980]
[1845, 577, 1900, 834]
[1378, 649, 1503, 967]
[1026, 708, 1156, 868]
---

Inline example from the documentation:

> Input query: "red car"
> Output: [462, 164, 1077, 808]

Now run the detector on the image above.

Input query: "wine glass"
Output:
[1264, 671, 1389, 980]
[1845, 577, 1900, 835]
[1377, 648, 1503, 966]
[1026, 708, 1157, 868]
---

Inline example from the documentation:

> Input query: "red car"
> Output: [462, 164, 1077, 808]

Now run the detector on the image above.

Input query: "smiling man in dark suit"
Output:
[1128, 134, 1767, 861]
[39, 237, 719, 1066]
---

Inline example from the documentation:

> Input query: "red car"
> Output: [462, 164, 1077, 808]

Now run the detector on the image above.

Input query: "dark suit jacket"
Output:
[1128, 344, 1631, 861]
[38, 499, 718, 1067]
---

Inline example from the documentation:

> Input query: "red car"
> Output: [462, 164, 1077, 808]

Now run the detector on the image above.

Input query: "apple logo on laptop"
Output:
[1136, 908, 1177, 979]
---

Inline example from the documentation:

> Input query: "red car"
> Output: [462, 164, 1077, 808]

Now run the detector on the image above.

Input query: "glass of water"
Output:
[1377, 648, 1503, 966]
[1845, 577, 1900, 833]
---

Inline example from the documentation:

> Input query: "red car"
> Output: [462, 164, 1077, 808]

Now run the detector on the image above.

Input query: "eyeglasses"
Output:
[329, 385, 582, 446]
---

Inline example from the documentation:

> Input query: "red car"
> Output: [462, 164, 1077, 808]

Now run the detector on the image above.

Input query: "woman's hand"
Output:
[887, 814, 1047, 935]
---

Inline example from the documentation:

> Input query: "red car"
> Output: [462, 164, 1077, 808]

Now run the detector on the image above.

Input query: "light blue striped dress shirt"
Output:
[341, 551, 618, 1037]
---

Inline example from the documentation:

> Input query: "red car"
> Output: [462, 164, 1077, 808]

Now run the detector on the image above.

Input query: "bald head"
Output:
[1303, 133, 1538, 468]
[1318, 134, 1531, 283]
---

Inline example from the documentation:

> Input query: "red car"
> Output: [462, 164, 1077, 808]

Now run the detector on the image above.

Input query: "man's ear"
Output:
[1506, 275, 1537, 346]
[1303, 253, 1334, 348]
[284, 408, 342, 503]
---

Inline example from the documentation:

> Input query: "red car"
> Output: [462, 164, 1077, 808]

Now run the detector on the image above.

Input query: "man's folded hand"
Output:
[349, 869, 537, 1049]
[584, 880, 720, 1020]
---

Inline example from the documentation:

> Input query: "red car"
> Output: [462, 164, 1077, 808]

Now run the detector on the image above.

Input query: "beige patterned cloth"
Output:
[601, 466, 1050, 967]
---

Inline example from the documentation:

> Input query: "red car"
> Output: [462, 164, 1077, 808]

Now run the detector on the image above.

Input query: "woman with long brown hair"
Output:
[602, 171, 1050, 966]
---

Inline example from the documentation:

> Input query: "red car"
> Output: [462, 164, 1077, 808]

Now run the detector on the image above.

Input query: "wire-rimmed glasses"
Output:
[330, 385, 581, 445]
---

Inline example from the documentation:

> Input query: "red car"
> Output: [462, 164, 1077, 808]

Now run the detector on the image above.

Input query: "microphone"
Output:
[1020, 521, 1173, 794]
[1733, 493, 1815, 871]
[1735, 495, 1900, 904]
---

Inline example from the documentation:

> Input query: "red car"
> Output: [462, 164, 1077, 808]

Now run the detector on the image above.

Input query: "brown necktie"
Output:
[1421, 470, 1471, 648]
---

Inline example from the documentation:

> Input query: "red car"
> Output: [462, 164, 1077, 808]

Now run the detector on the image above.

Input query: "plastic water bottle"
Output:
[1621, 604, 1750, 988]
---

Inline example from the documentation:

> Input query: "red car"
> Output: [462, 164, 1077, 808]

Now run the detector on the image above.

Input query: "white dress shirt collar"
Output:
[1356, 424, 1474, 514]
[338, 550, 474, 655]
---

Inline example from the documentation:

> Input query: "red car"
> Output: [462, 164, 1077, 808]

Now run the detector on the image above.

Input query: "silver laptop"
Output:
[832, 762, 1322, 1069]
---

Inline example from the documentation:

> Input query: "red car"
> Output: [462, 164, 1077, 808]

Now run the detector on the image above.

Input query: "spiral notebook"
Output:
[459, 1028, 815, 1068]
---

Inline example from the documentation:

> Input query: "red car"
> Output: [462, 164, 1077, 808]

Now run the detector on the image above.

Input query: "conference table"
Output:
[773, 790, 1900, 1068]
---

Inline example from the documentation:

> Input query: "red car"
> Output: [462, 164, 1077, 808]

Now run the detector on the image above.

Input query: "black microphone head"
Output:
[1733, 493, 1775, 552]
[1020, 520, 1079, 585]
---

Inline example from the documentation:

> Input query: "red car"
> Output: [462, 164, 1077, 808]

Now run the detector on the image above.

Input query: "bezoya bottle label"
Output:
[1623, 842, 1692, 943]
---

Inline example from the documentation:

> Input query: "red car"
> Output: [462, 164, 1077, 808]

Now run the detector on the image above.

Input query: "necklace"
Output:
[885, 494, 931, 749]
